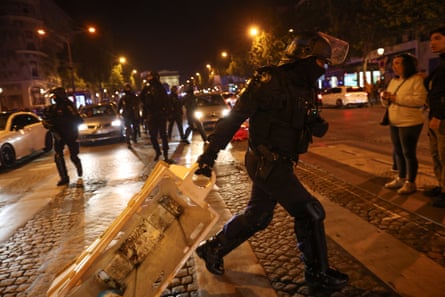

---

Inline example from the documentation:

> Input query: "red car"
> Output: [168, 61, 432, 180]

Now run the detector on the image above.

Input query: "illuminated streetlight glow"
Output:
[249, 26, 259, 37]
[37, 26, 97, 102]
[119, 56, 127, 64]
[221, 51, 228, 58]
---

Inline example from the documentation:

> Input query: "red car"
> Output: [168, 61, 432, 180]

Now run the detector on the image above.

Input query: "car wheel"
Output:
[0, 144, 16, 167]
[335, 99, 343, 108]
[43, 132, 53, 152]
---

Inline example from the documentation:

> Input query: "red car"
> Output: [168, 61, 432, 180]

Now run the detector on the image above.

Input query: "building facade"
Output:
[323, 39, 438, 91]
[0, 0, 70, 112]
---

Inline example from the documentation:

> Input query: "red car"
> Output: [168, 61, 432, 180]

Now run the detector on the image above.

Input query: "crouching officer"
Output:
[194, 31, 350, 290]
[43, 87, 83, 186]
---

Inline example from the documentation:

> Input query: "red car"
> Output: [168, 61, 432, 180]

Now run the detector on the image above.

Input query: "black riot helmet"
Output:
[281, 31, 349, 66]
[147, 71, 160, 81]
[48, 87, 67, 103]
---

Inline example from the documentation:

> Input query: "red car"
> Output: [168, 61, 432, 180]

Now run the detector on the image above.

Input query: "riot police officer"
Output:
[140, 71, 172, 162]
[43, 87, 83, 186]
[182, 86, 208, 142]
[117, 83, 140, 148]
[195, 31, 350, 290]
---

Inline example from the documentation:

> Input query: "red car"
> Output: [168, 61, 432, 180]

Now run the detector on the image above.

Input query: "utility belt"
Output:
[249, 144, 296, 163]
[248, 144, 296, 181]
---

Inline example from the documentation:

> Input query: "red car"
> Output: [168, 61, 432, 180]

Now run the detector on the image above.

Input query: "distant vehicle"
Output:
[78, 103, 125, 144]
[0, 111, 53, 167]
[194, 93, 231, 130]
[319, 86, 368, 108]
[222, 92, 238, 108]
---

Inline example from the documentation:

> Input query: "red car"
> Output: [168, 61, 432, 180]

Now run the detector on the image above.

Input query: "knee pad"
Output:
[304, 199, 326, 221]
[295, 199, 328, 271]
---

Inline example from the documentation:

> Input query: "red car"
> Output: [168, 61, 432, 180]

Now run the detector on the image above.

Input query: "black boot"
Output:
[196, 237, 225, 275]
[196, 228, 248, 275]
[73, 159, 83, 177]
[154, 151, 161, 161]
[55, 154, 69, 186]
[304, 267, 349, 290]
[294, 201, 348, 290]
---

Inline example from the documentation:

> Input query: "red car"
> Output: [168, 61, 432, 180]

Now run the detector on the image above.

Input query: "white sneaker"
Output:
[397, 181, 416, 195]
[384, 177, 405, 189]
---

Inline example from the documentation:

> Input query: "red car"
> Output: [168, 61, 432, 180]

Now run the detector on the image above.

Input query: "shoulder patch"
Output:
[259, 71, 272, 83]
[253, 66, 275, 84]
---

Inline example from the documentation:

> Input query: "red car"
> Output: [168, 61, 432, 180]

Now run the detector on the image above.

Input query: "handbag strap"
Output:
[386, 79, 405, 107]
[391, 79, 425, 109]
[392, 79, 406, 95]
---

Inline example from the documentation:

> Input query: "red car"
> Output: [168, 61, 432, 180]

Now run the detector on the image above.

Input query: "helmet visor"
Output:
[318, 32, 349, 65]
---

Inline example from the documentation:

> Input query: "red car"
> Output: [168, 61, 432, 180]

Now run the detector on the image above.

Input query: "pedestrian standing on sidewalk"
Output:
[194, 31, 350, 290]
[167, 85, 188, 143]
[424, 26, 445, 207]
[140, 71, 172, 162]
[42, 87, 83, 186]
[381, 54, 427, 195]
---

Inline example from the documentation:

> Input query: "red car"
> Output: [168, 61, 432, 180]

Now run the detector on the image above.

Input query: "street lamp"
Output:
[0, 87, 3, 111]
[37, 26, 96, 102]
[248, 26, 259, 38]
[363, 47, 385, 89]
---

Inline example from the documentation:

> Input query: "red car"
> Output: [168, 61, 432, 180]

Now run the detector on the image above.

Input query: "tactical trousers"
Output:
[215, 149, 329, 271]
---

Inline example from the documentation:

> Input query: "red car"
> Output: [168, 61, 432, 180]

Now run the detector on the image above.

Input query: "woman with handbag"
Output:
[381, 53, 427, 194]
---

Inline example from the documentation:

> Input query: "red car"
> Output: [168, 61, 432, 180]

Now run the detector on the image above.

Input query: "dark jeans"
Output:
[390, 124, 423, 182]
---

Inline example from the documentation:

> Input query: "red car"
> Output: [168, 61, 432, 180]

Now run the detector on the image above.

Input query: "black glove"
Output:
[195, 151, 218, 177]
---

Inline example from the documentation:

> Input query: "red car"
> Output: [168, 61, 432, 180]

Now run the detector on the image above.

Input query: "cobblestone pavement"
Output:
[1, 137, 444, 296]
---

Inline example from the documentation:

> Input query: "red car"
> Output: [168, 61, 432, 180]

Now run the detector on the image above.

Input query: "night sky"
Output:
[54, 0, 284, 80]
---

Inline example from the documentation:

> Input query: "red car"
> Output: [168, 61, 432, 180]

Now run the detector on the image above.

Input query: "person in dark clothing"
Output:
[167, 85, 187, 143]
[194, 31, 350, 290]
[424, 26, 445, 208]
[117, 84, 140, 148]
[42, 87, 83, 186]
[182, 87, 208, 142]
[140, 71, 172, 162]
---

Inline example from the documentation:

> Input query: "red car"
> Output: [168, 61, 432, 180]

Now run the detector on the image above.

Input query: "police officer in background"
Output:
[43, 87, 83, 186]
[182, 86, 208, 142]
[195, 31, 350, 290]
[140, 71, 172, 162]
[167, 85, 187, 143]
[118, 83, 140, 148]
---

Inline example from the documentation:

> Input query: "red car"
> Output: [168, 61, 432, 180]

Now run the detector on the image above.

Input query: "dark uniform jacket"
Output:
[425, 53, 445, 119]
[118, 92, 140, 120]
[43, 98, 82, 141]
[205, 61, 325, 160]
[140, 79, 171, 121]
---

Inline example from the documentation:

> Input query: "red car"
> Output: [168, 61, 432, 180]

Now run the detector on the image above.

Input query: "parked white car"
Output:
[320, 86, 368, 108]
[0, 111, 53, 167]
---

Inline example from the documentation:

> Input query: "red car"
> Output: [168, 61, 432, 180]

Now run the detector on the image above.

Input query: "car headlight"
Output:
[111, 119, 122, 127]
[194, 111, 203, 120]
[78, 123, 88, 131]
[221, 108, 230, 117]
